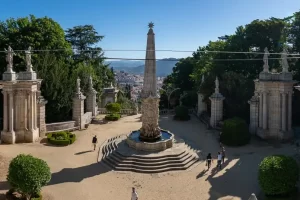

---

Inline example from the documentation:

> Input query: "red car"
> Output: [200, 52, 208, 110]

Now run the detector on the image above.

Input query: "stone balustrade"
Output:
[46, 121, 77, 133]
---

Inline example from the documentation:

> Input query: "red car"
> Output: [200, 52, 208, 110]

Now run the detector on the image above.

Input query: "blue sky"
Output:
[0, 0, 299, 59]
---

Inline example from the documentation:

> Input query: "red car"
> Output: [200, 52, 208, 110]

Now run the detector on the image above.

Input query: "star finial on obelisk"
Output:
[148, 22, 154, 29]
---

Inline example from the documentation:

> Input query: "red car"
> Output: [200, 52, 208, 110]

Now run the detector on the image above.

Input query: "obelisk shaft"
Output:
[140, 23, 161, 141]
[141, 27, 157, 98]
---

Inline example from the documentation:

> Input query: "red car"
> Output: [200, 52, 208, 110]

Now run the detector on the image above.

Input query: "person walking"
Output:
[206, 153, 213, 170]
[131, 187, 138, 200]
[92, 135, 98, 151]
[217, 152, 222, 170]
[221, 146, 226, 164]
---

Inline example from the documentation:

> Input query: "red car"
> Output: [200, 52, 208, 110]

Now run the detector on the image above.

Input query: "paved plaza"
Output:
[0, 115, 296, 200]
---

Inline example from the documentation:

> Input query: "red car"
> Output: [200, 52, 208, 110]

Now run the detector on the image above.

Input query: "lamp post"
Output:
[160, 87, 180, 112]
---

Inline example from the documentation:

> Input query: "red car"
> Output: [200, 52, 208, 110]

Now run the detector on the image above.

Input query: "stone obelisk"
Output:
[139, 22, 161, 141]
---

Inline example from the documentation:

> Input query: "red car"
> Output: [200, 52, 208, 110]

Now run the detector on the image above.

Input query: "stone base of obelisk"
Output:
[139, 97, 161, 142]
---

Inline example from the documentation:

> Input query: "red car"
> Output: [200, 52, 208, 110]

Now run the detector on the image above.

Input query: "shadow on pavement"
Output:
[205, 155, 263, 200]
[48, 161, 110, 186]
[0, 181, 9, 191]
[74, 150, 93, 155]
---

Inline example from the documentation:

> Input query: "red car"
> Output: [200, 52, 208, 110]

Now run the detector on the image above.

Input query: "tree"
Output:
[65, 25, 104, 64]
[0, 15, 72, 74]
[7, 154, 51, 200]
[65, 25, 114, 96]
[0, 15, 73, 122]
[258, 155, 299, 196]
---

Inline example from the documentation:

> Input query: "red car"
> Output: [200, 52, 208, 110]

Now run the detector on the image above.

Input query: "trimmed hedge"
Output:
[258, 155, 299, 196]
[105, 103, 121, 113]
[220, 117, 250, 146]
[105, 113, 121, 121]
[173, 105, 190, 121]
[7, 154, 51, 200]
[47, 131, 76, 146]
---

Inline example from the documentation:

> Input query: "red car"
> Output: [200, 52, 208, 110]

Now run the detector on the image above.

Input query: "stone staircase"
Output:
[99, 135, 201, 173]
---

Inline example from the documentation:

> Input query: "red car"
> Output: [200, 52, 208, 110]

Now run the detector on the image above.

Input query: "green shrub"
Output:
[105, 113, 121, 121]
[47, 131, 76, 146]
[173, 106, 190, 121]
[7, 154, 51, 200]
[258, 155, 299, 196]
[105, 103, 121, 113]
[220, 117, 250, 146]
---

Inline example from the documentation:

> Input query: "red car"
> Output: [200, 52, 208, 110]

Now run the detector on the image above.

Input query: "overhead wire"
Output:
[0, 48, 299, 61]
[0, 48, 299, 56]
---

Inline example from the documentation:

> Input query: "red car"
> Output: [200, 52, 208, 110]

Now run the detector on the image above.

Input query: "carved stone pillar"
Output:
[288, 92, 292, 131]
[259, 92, 263, 128]
[73, 93, 86, 130]
[86, 88, 98, 117]
[2, 91, 8, 131]
[33, 91, 37, 129]
[197, 92, 206, 116]
[27, 91, 33, 131]
[37, 96, 47, 136]
[248, 95, 259, 134]
[8, 91, 14, 132]
[262, 92, 268, 130]
[209, 93, 225, 128]
[282, 92, 287, 132]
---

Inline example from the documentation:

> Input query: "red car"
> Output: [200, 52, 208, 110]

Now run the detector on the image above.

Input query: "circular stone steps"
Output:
[99, 135, 201, 174]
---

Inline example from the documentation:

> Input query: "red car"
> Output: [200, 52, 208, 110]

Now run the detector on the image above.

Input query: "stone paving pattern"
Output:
[0, 114, 296, 200]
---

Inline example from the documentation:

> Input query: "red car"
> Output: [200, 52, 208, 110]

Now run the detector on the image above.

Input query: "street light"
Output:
[160, 87, 180, 112]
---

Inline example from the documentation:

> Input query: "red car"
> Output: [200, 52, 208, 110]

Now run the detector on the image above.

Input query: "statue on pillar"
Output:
[88, 75, 93, 88]
[25, 46, 33, 72]
[4, 46, 15, 73]
[281, 47, 289, 73]
[263, 47, 269, 72]
[215, 76, 219, 93]
[201, 75, 205, 84]
[76, 78, 81, 94]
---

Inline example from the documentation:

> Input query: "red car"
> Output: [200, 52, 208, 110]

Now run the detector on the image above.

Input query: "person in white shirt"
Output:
[131, 187, 138, 200]
[217, 152, 222, 169]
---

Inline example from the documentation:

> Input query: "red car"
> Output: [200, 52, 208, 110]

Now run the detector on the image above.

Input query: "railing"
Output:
[159, 109, 196, 115]
[98, 108, 136, 115]
[98, 108, 196, 115]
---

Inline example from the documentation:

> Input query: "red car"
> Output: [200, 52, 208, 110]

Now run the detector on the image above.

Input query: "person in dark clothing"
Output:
[206, 153, 213, 170]
[92, 135, 98, 151]
[217, 152, 222, 169]
[221, 147, 226, 164]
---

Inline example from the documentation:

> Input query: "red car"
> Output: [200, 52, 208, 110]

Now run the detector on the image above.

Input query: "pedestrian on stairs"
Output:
[92, 135, 98, 151]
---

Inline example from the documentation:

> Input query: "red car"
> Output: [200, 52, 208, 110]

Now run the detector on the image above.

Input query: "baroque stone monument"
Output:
[249, 47, 296, 140]
[126, 22, 174, 151]
[72, 78, 86, 129]
[139, 22, 160, 141]
[210, 77, 225, 128]
[1, 46, 43, 144]
[197, 75, 207, 116]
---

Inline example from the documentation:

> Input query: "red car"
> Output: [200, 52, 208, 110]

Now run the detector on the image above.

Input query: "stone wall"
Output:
[82, 112, 93, 125]
[46, 121, 77, 133]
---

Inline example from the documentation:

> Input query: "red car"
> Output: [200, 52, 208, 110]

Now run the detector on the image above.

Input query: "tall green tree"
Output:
[0, 15, 73, 122]
[65, 25, 113, 97]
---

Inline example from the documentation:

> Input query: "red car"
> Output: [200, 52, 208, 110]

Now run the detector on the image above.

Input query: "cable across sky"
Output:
[0, 48, 299, 56]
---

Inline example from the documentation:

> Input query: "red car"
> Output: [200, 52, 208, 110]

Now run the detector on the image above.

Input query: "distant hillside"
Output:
[104, 60, 144, 69]
[106, 58, 178, 76]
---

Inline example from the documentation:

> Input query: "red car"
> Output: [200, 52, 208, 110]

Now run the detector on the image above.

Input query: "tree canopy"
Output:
[161, 11, 300, 123]
[0, 15, 113, 122]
